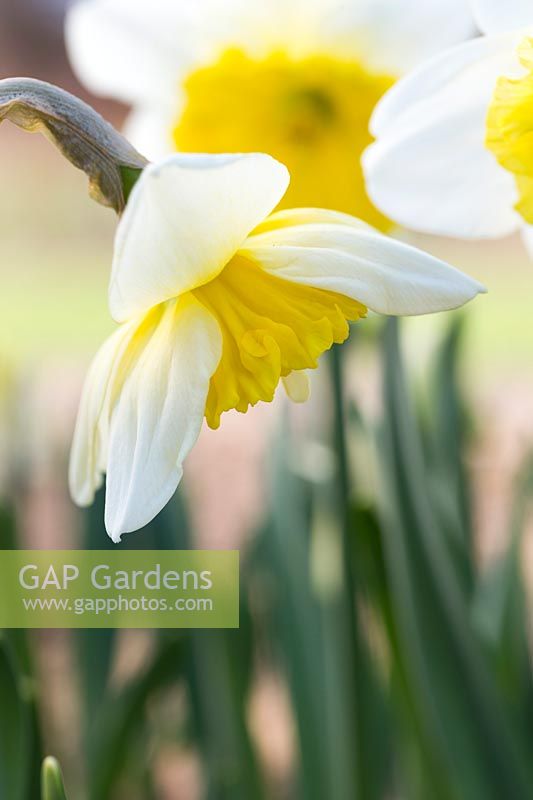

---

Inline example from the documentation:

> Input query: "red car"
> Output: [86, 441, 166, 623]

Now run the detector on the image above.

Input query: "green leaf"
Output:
[0, 503, 17, 550]
[251, 414, 362, 800]
[0, 637, 32, 800]
[77, 486, 185, 753]
[472, 454, 533, 729]
[376, 318, 532, 800]
[176, 511, 264, 800]
[0, 507, 43, 799]
[350, 504, 452, 800]
[75, 489, 118, 758]
[88, 635, 185, 800]
[348, 504, 395, 798]
[185, 627, 264, 800]
[41, 758, 68, 800]
[81, 492, 191, 796]
[425, 316, 474, 597]
[0, 78, 147, 213]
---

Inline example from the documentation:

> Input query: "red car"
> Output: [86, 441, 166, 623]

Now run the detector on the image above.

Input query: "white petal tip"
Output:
[109, 529, 123, 545]
[68, 479, 98, 510]
[282, 371, 311, 403]
[464, 278, 487, 300]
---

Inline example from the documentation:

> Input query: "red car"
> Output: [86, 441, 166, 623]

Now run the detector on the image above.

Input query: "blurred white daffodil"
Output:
[69, 153, 484, 541]
[65, 0, 475, 229]
[363, 0, 533, 247]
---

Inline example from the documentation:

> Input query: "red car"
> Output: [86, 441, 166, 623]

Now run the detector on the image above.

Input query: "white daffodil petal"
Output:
[283, 371, 311, 403]
[67, 0, 475, 97]
[65, 0, 331, 110]
[520, 225, 533, 259]
[369, 33, 522, 138]
[242, 223, 485, 316]
[254, 207, 376, 234]
[65, 0, 187, 107]
[64, 0, 276, 103]
[471, 0, 533, 34]
[320, 0, 475, 75]
[124, 104, 181, 163]
[110, 153, 289, 323]
[364, 112, 519, 238]
[363, 34, 523, 238]
[104, 296, 222, 542]
[69, 321, 138, 508]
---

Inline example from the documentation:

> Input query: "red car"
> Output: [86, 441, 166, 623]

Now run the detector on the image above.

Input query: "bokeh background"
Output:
[2, 2, 533, 799]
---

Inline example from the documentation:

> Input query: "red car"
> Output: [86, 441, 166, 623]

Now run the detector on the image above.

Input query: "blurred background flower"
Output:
[362, 12, 533, 246]
[65, 0, 476, 225]
[2, 2, 533, 800]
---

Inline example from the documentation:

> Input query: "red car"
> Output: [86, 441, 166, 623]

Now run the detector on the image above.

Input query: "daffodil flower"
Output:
[65, 0, 475, 228]
[363, 0, 533, 248]
[69, 152, 485, 541]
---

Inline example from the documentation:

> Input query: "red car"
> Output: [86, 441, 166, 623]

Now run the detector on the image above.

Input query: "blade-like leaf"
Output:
[0, 503, 17, 550]
[176, 513, 264, 800]
[0, 507, 44, 799]
[77, 486, 185, 751]
[185, 626, 265, 800]
[376, 318, 533, 799]
[88, 635, 185, 800]
[41, 758, 68, 800]
[0, 637, 32, 800]
[77, 488, 119, 750]
[472, 454, 533, 730]
[251, 414, 361, 800]
[348, 504, 396, 799]
[426, 316, 474, 597]
[80, 488, 189, 800]
[80, 494, 191, 798]
[0, 78, 147, 212]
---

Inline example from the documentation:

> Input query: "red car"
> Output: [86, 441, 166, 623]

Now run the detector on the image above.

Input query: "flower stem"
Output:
[329, 345, 356, 603]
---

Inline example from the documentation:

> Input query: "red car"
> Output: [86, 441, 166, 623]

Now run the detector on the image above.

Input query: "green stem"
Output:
[329, 345, 356, 605]
[327, 344, 364, 799]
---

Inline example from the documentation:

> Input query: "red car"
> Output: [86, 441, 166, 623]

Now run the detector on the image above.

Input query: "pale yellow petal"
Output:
[110, 153, 289, 322]
[282, 370, 311, 403]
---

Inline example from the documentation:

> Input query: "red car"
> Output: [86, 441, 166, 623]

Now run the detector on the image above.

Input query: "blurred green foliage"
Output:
[2, 317, 533, 799]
